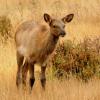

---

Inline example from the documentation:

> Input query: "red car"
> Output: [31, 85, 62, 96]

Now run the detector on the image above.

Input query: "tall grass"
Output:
[0, 0, 100, 100]
[0, 16, 12, 43]
[0, 41, 100, 100]
[0, 0, 100, 41]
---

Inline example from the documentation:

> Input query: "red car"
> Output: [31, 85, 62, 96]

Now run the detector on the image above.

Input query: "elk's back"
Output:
[15, 20, 50, 62]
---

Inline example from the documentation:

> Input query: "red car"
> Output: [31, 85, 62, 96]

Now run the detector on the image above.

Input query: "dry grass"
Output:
[0, 0, 99, 41]
[1, 75, 100, 100]
[0, 0, 100, 40]
[0, 0, 100, 100]
[0, 39, 100, 100]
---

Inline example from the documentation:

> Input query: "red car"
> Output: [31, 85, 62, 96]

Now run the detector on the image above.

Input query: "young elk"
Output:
[15, 13, 74, 90]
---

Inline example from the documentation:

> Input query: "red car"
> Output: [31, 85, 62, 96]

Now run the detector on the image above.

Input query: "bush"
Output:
[52, 37, 100, 81]
[0, 16, 12, 43]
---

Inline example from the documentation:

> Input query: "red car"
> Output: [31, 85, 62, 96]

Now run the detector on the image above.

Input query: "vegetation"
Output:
[52, 37, 100, 81]
[0, 16, 12, 43]
[0, 0, 100, 100]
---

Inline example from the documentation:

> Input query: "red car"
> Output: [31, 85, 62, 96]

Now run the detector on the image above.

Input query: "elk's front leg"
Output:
[29, 63, 35, 90]
[40, 64, 46, 90]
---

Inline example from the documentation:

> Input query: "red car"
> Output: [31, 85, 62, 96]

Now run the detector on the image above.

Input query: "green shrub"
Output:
[52, 37, 100, 81]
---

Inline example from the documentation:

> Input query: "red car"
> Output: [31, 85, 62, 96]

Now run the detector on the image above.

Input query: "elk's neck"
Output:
[45, 33, 59, 54]
[39, 33, 59, 59]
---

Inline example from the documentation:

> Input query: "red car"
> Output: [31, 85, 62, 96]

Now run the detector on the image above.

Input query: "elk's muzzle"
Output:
[60, 31, 66, 37]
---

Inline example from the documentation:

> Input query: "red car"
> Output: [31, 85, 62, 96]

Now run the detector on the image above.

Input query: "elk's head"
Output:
[44, 13, 74, 38]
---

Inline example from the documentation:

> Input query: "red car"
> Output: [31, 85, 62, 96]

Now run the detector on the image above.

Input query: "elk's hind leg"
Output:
[22, 60, 28, 89]
[29, 63, 35, 90]
[16, 52, 24, 88]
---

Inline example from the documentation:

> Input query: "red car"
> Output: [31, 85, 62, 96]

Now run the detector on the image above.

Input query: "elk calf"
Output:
[15, 13, 74, 90]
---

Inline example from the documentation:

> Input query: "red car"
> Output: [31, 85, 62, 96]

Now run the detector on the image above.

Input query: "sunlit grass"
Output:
[0, 0, 100, 100]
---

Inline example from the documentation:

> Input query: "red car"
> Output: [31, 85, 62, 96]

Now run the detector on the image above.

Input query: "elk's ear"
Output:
[62, 14, 74, 23]
[44, 13, 52, 24]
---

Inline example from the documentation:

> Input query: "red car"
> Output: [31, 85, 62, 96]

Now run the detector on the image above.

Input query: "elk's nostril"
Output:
[60, 31, 66, 37]
[62, 32, 65, 35]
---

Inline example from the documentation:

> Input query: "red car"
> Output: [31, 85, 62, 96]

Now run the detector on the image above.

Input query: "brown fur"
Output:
[15, 13, 74, 90]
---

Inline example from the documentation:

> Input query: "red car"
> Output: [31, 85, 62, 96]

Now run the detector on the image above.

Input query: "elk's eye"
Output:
[53, 25, 57, 28]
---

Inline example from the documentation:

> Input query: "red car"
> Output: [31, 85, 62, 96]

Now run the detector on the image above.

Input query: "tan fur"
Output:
[15, 22, 56, 64]
[15, 13, 74, 90]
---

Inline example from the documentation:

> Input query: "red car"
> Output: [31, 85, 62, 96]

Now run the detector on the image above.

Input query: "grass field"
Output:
[0, 43, 100, 100]
[0, 0, 100, 100]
